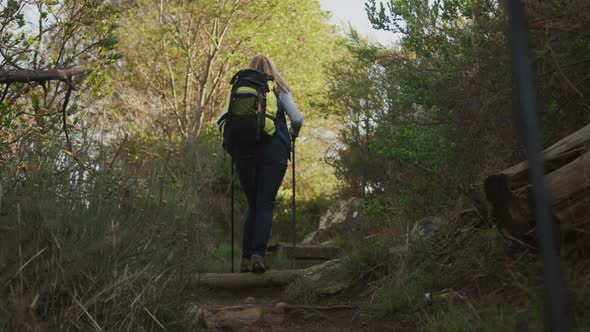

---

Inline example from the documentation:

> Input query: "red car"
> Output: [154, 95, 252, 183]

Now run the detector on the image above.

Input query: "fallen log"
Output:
[267, 242, 341, 260]
[196, 270, 302, 289]
[495, 123, 590, 189]
[484, 124, 590, 247]
[282, 304, 354, 311]
[195, 258, 353, 295]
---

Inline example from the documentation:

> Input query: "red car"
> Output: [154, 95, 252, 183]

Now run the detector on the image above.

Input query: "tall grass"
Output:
[342, 212, 590, 330]
[0, 130, 229, 330]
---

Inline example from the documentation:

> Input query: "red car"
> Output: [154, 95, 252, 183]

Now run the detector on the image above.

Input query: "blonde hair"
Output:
[248, 55, 290, 94]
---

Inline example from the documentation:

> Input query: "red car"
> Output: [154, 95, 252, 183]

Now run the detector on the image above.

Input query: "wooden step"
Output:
[196, 269, 302, 289]
[267, 242, 341, 260]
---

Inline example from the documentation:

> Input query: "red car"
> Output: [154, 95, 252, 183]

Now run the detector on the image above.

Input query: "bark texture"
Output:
[484, 124, 590, 248]
[0, 66, 85, 84]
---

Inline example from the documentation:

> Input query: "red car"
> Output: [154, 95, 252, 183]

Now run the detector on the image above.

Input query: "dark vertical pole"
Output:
[231, 157, 235, 273]
[506, 1, 574, 330]
[292, 138, 297, 269]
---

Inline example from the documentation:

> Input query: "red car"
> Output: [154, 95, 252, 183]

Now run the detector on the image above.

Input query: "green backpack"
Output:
[221, 69, 278, 151]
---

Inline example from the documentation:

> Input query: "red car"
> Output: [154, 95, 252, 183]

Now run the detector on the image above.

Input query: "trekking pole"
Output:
[506, 1, 574, 330]
[291, 137, 296, 269]
[230, 156, 235, 273]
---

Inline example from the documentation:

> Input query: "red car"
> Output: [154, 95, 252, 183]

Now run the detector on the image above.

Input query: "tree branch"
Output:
[1, 84, 10, 103]
[0, 66, 85, 84]
[61, 86, 74, 152]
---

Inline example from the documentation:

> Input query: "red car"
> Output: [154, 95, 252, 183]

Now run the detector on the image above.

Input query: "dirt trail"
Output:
[191, 283, 413, 331]
[190, 246, 415, 331]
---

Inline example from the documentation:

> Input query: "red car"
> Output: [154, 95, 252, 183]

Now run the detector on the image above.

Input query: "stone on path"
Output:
[195, 305, 263, 331]
[273, 302, 288, 314]
[301, 258, 353, 295]
[213, 306, 263, 331]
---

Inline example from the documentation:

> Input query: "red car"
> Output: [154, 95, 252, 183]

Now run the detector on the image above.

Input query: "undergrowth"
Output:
[282, 277, 320, 305]
[343, 218, 590, 331]
[0, 133, 228, 331]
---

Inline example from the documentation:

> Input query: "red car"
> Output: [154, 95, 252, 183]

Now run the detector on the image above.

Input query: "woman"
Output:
[221, 55, 303, 273]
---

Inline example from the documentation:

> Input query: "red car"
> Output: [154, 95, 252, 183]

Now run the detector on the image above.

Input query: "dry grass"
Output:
[342, 213, 590, 331]
[0, 132, 230, 331]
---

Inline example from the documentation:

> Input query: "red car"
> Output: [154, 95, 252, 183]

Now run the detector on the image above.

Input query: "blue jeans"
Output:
[233, 135, 289, 258]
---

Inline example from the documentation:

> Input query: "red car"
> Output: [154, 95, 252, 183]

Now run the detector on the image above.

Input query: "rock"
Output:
[196, 308, 217, 331]
[300, 258, 353, 295]
[273, 302, 288, 314]
[303, 197, 362, 244]
[410, 216, 447, 240]
[453, 208, 486, 230]
[263, 310, 286, 325]
[191, 305, 263, 331]
[186, 304, 199, 316]
[244, 297, 256, 304]
[212, 306, 263, 331]
[186, 304, 205, 324]
[302, 231, 318, 244]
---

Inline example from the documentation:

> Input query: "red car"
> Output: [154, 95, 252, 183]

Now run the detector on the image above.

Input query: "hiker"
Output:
[217, 55, 303, 273]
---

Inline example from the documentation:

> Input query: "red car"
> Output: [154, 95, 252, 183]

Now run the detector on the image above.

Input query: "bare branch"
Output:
[1, 84, 10, 103]
[61, 86, 74, 152]
[0, 66, 85, 84]
[108, 134, 129, 172]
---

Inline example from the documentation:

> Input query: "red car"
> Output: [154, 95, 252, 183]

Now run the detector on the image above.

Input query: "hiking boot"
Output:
[251, 254, 269, 273]
[240, 258, 251, 273]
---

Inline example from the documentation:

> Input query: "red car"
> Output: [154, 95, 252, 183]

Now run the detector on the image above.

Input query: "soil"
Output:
[193, 285, 417, 331]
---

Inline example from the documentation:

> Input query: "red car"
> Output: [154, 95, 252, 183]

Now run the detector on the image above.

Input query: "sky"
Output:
[319, 0, 396, 46]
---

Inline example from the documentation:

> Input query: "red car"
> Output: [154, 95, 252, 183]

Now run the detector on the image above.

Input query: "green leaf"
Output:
[67, 104, 79, 116]
[31, 93, 40, 113]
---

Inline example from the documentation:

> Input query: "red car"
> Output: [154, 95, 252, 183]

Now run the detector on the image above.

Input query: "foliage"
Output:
[283, 277, 320, 305]
[272, 191, 334, 242]
[320, 1, 590, 329]
[325, 0, 589, 214]
[343, 223, 559, 330]
[0, 0, 120, 160]
[113, 0, 337, 142]
[2, 0, 588, 328]
[323, 32, 387, 196]
[0, 130, 227, 329]
[0, 1, 342, 328]
[113, 0, 341, 200]
[371, 125, 448, 171]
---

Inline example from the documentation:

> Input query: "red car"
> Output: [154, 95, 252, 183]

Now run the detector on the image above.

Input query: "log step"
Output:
[195, 270, 303, 289]
[195, 258, 353, 293]
[267, 242, 341, 260]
